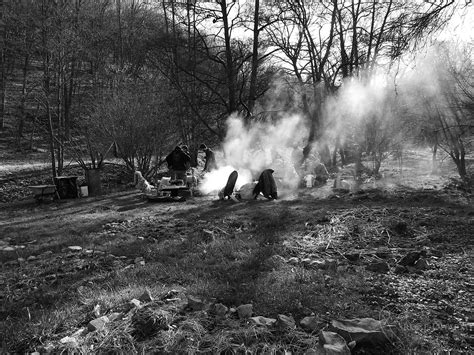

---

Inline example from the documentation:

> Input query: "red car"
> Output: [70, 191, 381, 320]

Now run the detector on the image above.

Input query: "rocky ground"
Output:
[0, 144, 473, 354]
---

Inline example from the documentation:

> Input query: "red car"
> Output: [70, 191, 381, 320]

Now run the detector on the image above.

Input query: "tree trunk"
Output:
[17, 55, 29, 150]
[220, 1, 237, 114]
[247, 0, 260, 118]
[0, 0, 5, 130]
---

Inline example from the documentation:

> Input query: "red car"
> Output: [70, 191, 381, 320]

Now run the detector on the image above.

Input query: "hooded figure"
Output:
[166, 146, 191, 181]
[253, 169, 278, 200]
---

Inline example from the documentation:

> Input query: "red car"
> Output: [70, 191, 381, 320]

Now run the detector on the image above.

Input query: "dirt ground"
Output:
[0, 146, 473, 353]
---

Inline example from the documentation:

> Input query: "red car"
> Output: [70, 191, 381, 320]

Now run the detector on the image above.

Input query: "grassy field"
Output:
[1, 146, 473, 354]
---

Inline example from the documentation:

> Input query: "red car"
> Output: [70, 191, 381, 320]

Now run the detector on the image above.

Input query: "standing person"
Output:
[166, 146, 191, 182]
[199, 144, 217, 172]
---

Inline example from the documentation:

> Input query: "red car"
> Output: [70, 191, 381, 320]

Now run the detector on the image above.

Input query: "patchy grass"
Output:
[1, 150, 473, 353]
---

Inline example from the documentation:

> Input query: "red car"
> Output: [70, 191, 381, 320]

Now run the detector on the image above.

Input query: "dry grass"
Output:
[1, 152, 473, 354]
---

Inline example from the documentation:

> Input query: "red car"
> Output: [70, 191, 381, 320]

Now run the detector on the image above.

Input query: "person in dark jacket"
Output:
[166, 146, 191, 182]
[253, 169, 278, 200]
[199, 144, 217, 172]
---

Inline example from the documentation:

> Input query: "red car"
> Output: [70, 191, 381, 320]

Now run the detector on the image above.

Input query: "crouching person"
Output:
[253, 169, 278, 200]
[220, 169, 278, 201]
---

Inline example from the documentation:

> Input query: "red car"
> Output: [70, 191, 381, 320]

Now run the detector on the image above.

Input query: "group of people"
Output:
[134, 141, 329, 201]
[164, 143, 216, 184]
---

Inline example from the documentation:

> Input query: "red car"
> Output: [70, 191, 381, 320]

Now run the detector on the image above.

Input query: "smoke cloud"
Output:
[199, 113, 308, 195]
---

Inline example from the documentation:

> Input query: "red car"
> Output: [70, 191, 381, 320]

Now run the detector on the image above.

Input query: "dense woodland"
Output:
[0, 0, 472, 180]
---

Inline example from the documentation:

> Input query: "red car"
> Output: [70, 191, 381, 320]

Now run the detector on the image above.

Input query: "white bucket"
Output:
[80, 186, 89, 197]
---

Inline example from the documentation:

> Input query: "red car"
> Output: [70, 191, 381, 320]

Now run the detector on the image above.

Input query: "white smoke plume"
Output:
[199, 113, 308, 195]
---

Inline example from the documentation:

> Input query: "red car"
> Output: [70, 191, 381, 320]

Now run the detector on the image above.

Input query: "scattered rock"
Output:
[129, 299, 142, 309]
[59, 336, 79, 347]
[300, 316, 321, 332]
[276, 314, 296, 330]
[3, 246, 15, 252]
[318, 331, 351, 355]
[68, 246, 82, 252]
[394, 265, 408, 274]
[87, 316, 109, 332]
[187, 296, 206, 311]
[27, 255, 37, 261]
[414, 258, 429, 270]
[250, 316, 277, 327]
[397, 251, 425, 267]
[329, 318, 388, 347]
[17, 257, 25, 263]
[212, 303, 228, 318]
[366, 261, 390, 273]
[139, 290, 154, 303]
[237, 304, 253, 319]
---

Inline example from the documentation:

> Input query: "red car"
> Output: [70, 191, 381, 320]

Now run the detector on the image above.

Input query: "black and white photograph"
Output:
[0, 0, 472, 353]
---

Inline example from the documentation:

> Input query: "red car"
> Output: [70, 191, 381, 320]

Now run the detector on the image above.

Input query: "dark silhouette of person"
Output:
[199, 144, 217, 172]
[166, 146, 191, 182]
[253, 169, 278, 200]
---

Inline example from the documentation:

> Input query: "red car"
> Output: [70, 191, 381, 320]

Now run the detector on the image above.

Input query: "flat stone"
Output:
[300, 316, 321, 332]
[237, 304, 253, 319]
[394, 265, 407, 274]
[414, 258, 429, 270]
[87, 316, 109, 332]
[68, 246, 83, 251]
[250, 316, 277, 327]
[17, 257, 25, 263]
[3, 246, 15, 251]
[398, 251, 425, 267]
[27, 255, 37, 261]
[276, 314, 296, 330]
[319, 331, 350, 355]
[212, 303, 228, 317]
[329, 318, 388, 346]
[139, 290, 154, 303]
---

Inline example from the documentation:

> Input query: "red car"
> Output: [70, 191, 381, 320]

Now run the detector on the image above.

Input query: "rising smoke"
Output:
[200, 40, 471, 196]
[199, 113, 308, 195]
